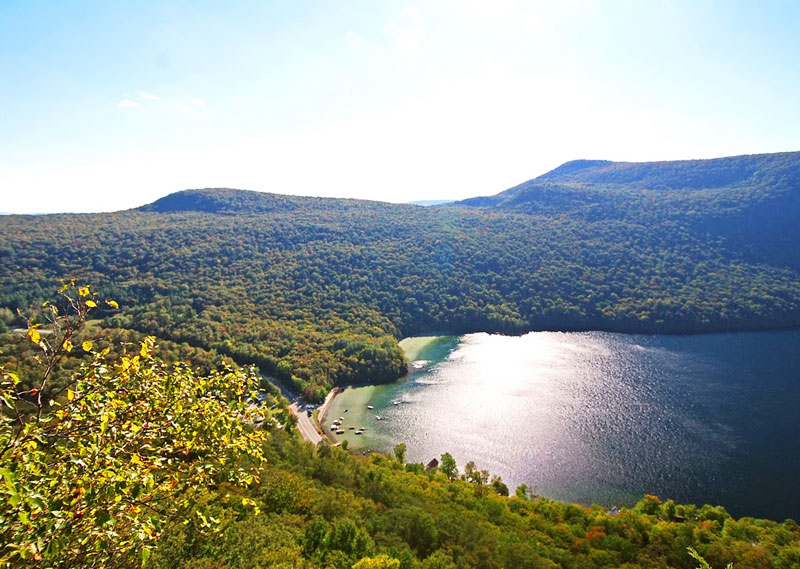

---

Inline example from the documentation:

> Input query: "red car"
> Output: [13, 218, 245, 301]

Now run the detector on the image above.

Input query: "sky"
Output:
[1, 0, 800, 214]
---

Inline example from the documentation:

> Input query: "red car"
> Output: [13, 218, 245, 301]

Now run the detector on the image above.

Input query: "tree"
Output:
[439, 452, 458, 480]
[636, 494, 663, 516]
[490, 475, 509, 497]
[688, 547, 734, 569]
[420, 551, 458, 569]
[393, 442, 407, 464]
[515, 484, 530, 499]
[0, 307, 14, 330]
[353, 554, 401, 569]
[463, 461, 489, 496]
[0, 282, 269, 568]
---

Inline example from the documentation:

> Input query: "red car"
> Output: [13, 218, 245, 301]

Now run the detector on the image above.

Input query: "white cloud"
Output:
[138, 91, 159, 100]
[175, 103, 193, 113]
[345, 30, 365, 51]
[118, 99, 139, 108]
[189, 97, 205, 108]
[382, 5, 426, 58]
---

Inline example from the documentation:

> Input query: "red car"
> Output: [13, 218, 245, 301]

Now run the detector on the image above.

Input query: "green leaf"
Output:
[0, 468, 15, 492]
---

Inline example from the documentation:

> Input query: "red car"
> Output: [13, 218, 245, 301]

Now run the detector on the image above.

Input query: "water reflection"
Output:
[326, 330, 800, 519]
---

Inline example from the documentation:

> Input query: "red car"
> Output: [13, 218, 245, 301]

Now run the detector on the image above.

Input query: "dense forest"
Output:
[1, 151, 800, 400]
[2, 295, 800, 569]
[149, 422, 800, 569]
[3, 152, 800, 567]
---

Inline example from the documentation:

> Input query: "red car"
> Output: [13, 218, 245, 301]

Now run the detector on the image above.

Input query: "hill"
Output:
[459, 151, 800, 270]
[1, 152, 800, 399]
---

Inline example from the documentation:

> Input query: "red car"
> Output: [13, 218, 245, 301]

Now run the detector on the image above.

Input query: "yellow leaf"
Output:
[67, 389, 74, 401]
[85, 300, 97, 308]
[82, 341, 93, 352]
[62, 340, 73, 352]
[78, 286, 90, 297]
[28, 329, 41, 344]
[106, 300, 119, 309]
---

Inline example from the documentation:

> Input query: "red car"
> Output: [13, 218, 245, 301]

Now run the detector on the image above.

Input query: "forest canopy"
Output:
[1, 152, 800, 399]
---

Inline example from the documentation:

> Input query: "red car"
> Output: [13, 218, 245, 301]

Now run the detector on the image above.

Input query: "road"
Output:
[288, 388, 340, 445]
[289, 403, 323, 445]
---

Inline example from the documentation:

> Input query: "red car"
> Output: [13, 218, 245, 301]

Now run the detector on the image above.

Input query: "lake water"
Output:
[324, 330, 800, 520]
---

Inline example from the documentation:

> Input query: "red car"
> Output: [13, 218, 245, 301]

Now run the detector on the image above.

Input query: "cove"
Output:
[324, 329, 800, 520]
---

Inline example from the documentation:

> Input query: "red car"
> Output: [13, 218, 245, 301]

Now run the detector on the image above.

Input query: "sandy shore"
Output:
[317, 387, 341, 426]
[316, 388, 342, 443]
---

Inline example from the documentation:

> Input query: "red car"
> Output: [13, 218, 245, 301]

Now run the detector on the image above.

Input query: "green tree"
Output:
[420, 551, 458, 569]
[0, 307, 14, 330]
[688, 547, 734, 569]
[463, 461, 490, 496]
[636, 494, 663, 516]
[439, 452, 458, 480]
[490, 475, 509, 496]
[662, 498, 677, 521]
[515, 484, 530, 499]
[393, 442, 407, 464]
[0, 282, 268, 568]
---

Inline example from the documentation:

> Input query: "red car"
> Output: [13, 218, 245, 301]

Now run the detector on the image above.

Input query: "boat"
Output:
[392, 401, 399, 406]
[336, 429, 345, 434]
[366, 405, 374, 410]
[348, 426, 355, 430]
[339, 416, 344, 421]
[355, 430, 363, 435]
[344, 408, 349, 412]
[375, 415, 382, 420]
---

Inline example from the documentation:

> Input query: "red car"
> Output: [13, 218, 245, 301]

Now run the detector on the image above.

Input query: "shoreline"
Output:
[288, 387, 341, 445]
[317, 387, 341, 426]
[402, 323, 800, 340]
[316, 387, 342, 443]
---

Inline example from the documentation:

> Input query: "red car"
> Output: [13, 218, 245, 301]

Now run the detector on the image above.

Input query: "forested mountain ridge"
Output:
[459, 151, 800, 270]
[1, 151, 800, 399]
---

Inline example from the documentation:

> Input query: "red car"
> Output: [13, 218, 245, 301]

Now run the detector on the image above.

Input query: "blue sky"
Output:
[2, 1, 799, 213]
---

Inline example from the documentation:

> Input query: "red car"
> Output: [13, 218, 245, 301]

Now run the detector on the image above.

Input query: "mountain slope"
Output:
[459, 151, 800, 270]
[2, 152, 800, 398]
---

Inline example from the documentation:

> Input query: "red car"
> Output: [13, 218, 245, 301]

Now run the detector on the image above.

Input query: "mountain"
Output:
[459, 151, 800, 270]
[2, 152, 800, 400]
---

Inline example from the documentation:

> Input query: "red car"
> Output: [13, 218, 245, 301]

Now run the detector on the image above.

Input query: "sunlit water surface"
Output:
[325, 330, 800, 519]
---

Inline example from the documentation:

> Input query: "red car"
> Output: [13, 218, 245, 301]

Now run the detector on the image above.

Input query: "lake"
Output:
[324, 330, 800, 520]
